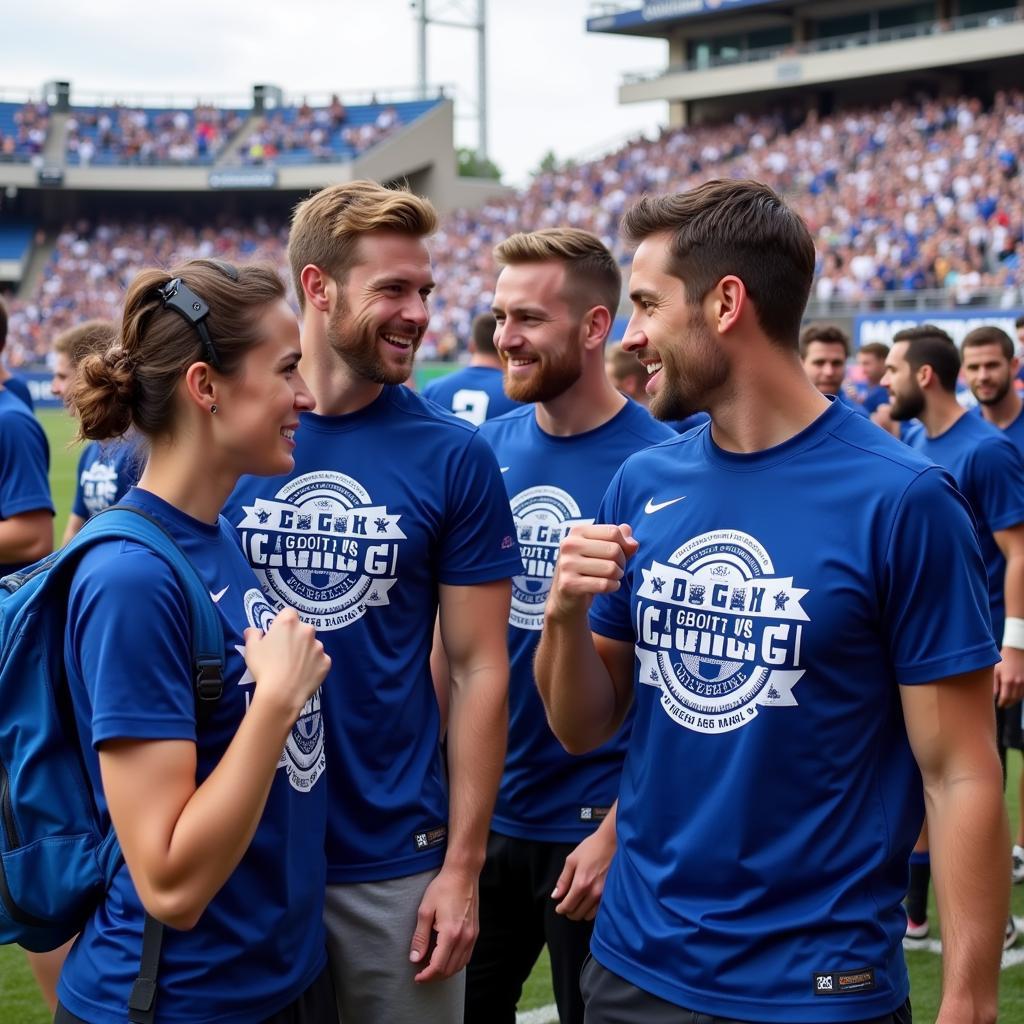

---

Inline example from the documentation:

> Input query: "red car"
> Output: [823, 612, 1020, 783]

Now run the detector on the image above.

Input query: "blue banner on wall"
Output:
[588, 0, 778, 32]
[10, 372, 62, 409]
[854, 309, 1023, 349]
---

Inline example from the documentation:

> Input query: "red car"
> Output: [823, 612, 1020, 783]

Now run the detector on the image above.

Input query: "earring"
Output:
[210, 404, 218, 414]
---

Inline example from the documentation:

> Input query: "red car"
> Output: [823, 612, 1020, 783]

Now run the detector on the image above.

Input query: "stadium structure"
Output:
[1, 0, 1023, 398]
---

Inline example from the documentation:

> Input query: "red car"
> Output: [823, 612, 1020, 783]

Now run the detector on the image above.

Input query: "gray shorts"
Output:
[324, 869, 466, 1024]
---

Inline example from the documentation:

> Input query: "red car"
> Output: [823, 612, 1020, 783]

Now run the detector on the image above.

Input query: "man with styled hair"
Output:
[963, 324, 1024, 883]
[458, 228, 673, 1024]
[422, 311, 521, 424]
[225, 180, 522, 1023]
[535, 180, 1008, 1023]
[0, 295, 34, 409]
[886, 325, 1024, 943]
[799, 322, 868, 416]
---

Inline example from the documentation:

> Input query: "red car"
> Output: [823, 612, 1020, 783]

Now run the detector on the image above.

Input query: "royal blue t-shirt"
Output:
[665, 411, 711, 434]
[1, 375, 34, 410]
[224, 385, 522, 882]
[58, 488, 327, 1024]
[836, 389, 870, 417]
[972, 404, 1024, 457]
[72, 437, 144, 519]
[905, 413, 1024, 637]
[587, 400, 997, 1021]
[862, 383, 889, 415]
[421, 365, 521, 425]
[479, 401, 674, 842]
[0, 388, 53, 576]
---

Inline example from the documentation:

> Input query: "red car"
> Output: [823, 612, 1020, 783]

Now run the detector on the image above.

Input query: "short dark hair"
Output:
[621, 179, 816, 347]
[799, 323, 850, 358]
[471, 312, 497, 356]
[1016, 315, 1024, 330]
[962, 325, 1015, 361]
[892, 325, 960, 393]
[858, 341, 890, 360]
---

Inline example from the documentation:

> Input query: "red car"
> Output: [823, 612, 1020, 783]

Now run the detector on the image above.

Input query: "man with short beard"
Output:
[885, 324, 1024, 948]
[535, 181, 1008, 1023]
[459, 229, 673, 1024]
[224, 181, 522, 1024]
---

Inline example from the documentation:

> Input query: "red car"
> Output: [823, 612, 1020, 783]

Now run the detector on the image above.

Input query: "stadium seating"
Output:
[236, 98, 442, 165]
[65, 105, 245, 166]
[5, 91, 1022, 366]
[0, 102, 49, 162]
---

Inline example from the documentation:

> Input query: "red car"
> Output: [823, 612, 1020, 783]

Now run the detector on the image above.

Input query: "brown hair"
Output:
[288, 180, 438, 311]
[70, 259, 286, 442]
[471, 312, 498, 356]
[621, 179, 815, 346]
[53, 319, 118, 366]
[799, 323, 850, 358]
[962, 325, 1015, 360]
[493, 228, 622, 318]
[892, 324, 960, 393]
[858, 341, 890, 360]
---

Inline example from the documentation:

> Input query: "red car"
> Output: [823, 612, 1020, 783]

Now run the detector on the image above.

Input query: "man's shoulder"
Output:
[391, 384, 480, 437]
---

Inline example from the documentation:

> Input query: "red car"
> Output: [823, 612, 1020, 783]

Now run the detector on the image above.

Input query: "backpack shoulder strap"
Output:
[74, 506, 224, 713]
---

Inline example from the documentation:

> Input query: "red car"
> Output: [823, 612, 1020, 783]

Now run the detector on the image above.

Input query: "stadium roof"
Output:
[587, 0, 784, 36]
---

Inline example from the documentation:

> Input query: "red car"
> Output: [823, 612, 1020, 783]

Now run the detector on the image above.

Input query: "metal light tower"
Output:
[413, 0, 489, 161]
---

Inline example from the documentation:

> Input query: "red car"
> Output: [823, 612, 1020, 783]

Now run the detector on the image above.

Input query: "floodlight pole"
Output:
[413, 0, 489, 161]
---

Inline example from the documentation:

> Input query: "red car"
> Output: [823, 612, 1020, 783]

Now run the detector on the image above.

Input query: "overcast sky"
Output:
[2, 0, 670, 184]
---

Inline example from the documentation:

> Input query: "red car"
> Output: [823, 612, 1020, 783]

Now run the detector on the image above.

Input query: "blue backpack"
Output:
[0, 505, 223, 1021]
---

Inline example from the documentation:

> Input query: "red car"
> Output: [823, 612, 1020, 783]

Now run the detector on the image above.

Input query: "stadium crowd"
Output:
[4, 89, 1023, 364]
[64, 104, 245, 165]
[0, 100, 49, 161]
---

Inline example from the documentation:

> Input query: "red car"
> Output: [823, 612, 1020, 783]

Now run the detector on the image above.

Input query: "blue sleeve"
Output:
[588, 467, 635, 642]
[68, 542, 197, 745]
[71, 446, 90, 519]
[970, 439, 1024, 534]
[882, 468, 999, 684]
[438, 430, 522, 585]
[420, 378, 440, 401]
[0, 411, 53, 519]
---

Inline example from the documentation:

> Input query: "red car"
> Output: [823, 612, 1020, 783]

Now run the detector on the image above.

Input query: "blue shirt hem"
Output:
[327, 846, 446, 884]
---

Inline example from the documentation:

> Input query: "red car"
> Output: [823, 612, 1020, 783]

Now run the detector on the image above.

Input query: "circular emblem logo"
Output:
[509, 486, 592, 631]
[635, 530, 808, 734]
[242, 588, 325, 793]
[235, 470, 405, 632]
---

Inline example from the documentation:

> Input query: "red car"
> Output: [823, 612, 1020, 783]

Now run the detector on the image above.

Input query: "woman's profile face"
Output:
[217, 299, 315, 478]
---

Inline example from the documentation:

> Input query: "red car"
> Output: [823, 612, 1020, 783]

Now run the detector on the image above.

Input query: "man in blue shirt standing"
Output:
[887, 325, 1024, 946]
[962, 324, 1024, 883]
[224, 181, 522, 1024]
[0, 295, 34, 409]
[422, 312, 521, 424]
[536, 180, 1008, 1023]
[463, 228, 674, 1024]
[800, 323, 869, 417]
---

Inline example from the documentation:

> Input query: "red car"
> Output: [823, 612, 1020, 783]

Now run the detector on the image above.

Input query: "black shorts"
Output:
[54, 964, 336, 1024]
[579, 956, 912, 1024]
[997, 700, 1024, 751]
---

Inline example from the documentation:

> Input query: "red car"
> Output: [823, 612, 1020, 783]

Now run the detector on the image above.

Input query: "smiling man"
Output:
[223, 181, 522, 1024]
[534, 180, 1008, 1024]
[460, 228, 673, 1024]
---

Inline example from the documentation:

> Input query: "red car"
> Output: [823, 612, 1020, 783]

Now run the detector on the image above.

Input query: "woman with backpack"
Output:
[54, 259, 334, 1023]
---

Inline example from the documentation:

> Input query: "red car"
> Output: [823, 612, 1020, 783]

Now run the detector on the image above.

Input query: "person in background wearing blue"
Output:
[962, 324, 1024, 884]
[799, 322, 870, 417]
[422, 311, 522, 424]
[459, 229, 674, 1024]
[0, 294, 34, 410]
[536, 180, 1008, 1024]
[224, 181, 521, 1024]
[54, 258, 333, 1024]
[885, 324, 1024, 950]
[50, 319, 143, 542]
[855, 341, 891, 415]
[605, 341, 708, 434]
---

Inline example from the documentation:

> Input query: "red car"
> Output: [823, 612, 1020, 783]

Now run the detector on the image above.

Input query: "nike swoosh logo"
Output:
[500, 467, 510, 473]
[209, 586, 230, 604]
[644, 496, 687, 514]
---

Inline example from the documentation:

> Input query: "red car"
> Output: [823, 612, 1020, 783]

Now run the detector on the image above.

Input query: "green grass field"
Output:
[2, 409, 1023, 1020]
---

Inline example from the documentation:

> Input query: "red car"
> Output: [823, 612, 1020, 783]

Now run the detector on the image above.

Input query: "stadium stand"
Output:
[3, 90, 1023, 364]
[0, 101, 49, 162]
[64, 104, 245, 166]
[236, 98, 443, 165]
